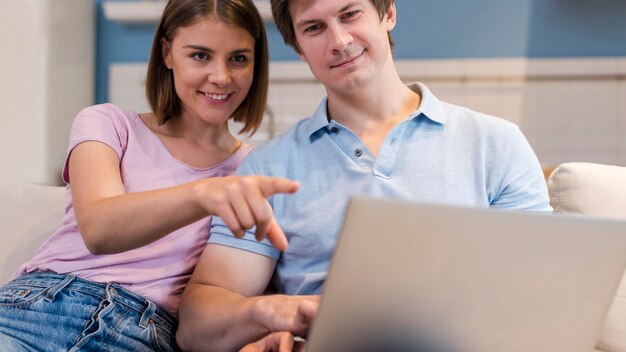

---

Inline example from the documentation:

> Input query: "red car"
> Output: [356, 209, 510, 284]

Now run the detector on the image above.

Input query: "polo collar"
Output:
[303, 82, 448, 138]
[303, 97, 332, 137]
[407, 82, 447, 125]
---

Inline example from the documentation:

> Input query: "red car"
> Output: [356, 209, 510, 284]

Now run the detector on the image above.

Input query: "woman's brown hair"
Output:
[146, 0, 269, 135]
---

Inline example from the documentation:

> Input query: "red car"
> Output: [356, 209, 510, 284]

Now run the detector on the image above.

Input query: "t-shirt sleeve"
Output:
[490, 127, 552, 212]
[207, 153, 282, 260]
[62, 104, 129, 183]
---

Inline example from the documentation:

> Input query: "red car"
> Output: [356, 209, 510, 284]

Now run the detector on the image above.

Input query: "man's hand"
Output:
[239, 332, 305, 352]
[252, 295, 320, 338]
[293, 298, 318, 337]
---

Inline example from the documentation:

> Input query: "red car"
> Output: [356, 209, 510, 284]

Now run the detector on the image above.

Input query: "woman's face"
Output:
[162, 16, 255, 125]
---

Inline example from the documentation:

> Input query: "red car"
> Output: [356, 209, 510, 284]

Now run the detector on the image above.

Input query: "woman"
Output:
[0, 0, 297, 350]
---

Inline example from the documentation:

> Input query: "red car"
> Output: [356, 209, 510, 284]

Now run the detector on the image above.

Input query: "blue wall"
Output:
[95, 0, 626, 103]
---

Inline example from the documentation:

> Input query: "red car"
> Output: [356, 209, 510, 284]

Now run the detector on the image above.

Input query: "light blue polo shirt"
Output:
[209, 82, 551, 295]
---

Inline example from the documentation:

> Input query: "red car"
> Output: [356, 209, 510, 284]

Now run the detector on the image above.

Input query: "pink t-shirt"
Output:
[17, 103, 251, 317]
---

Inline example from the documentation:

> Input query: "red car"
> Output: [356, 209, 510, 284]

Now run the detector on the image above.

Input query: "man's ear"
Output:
[294, 42, 307, 63]
[161, 38, 172, 69]
[385, 0, 397, 31]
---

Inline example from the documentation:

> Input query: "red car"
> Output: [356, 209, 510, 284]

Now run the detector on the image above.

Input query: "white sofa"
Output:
[547, 162, 626, 352]
[0, 182, 66, 283]
[1, 162, 625, 351]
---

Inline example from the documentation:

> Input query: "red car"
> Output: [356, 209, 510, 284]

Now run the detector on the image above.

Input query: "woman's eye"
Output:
[192, 52, 208, 61]
[231, 55, 248, 63]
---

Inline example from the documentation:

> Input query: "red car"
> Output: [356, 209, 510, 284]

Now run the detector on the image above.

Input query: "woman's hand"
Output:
[194, 176, 300, 251]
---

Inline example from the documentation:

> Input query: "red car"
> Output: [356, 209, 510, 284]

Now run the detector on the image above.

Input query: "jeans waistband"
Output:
[10, 272, 176, 330]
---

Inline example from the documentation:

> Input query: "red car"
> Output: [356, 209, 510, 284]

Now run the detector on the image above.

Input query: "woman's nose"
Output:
[208, 61, 232, 86]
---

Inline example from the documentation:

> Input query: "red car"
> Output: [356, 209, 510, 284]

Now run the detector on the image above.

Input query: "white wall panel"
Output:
[0, 0, 95, 185]
[109, 57, 626, 167]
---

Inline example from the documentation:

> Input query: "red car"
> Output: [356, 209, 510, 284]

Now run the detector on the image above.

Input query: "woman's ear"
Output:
[161, 38, 173, 69]
[385, 0, 397, 32]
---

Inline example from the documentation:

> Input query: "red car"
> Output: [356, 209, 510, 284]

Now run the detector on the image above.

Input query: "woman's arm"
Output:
[69, 141, 297, 254]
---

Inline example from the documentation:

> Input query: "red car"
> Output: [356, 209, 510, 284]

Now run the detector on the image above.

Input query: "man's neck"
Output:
[325, 62, 421, 158]
[326, 65, 421, 137]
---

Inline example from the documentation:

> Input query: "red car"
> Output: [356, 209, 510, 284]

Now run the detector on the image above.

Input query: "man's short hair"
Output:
[270, 0, 395, 53]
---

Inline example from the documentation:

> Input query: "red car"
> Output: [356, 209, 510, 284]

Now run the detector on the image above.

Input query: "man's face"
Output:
[289, 0, 396, 95]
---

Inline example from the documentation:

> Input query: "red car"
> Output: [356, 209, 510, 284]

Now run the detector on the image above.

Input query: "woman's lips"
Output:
[198, 91, 233, 104]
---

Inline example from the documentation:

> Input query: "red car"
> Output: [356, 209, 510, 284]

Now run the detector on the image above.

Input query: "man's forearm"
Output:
[176, 283, 269, 352]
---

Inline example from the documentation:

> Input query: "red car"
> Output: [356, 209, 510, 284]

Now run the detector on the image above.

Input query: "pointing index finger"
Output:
[265, 218, 289, 252]
[257, 177, 300, 198]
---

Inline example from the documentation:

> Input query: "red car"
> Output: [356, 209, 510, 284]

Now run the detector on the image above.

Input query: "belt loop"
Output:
[44, 274, 76, 302]
[139, 300, 156, 329]
[105, 282, 118, 297]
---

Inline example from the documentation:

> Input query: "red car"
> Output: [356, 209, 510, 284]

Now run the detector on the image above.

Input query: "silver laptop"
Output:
[306, 197, 626, 352]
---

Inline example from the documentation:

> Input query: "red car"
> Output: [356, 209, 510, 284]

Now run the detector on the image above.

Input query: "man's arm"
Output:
[176, 244, 318, 352]
[490, 128, 552, 212]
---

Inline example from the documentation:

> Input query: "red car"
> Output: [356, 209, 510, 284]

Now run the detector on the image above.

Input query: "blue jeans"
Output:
[0, 272, 179, 351]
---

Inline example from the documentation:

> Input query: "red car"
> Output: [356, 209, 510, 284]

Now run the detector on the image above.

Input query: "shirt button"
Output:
[354, 149, 363, 157]
[330, 127, 339, 134]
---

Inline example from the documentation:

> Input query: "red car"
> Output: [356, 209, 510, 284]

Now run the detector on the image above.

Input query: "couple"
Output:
[0, 0, 550, 351]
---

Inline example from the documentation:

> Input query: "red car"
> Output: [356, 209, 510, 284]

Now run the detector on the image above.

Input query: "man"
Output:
[176, 0, 551, 351]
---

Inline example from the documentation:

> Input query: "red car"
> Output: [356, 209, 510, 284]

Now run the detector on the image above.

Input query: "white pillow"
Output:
[548, 162, 626, 219]
[0, 183, 66, 284]
[548, 162, 626, 352]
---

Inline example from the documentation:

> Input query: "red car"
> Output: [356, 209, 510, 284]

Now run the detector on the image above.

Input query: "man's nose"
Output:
[327, 23, 353, 52]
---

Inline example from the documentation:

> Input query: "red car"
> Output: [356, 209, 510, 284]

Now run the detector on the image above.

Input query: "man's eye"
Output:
[305, 24, 321, 33]
[192, 52, 208, 60]
[343, 10, 361, 19]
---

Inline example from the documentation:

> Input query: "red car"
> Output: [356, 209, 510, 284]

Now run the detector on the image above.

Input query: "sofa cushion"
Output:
[548, 162, 626, 352]
[548, 162, 626, 219]
[0, 183, 66, 284]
